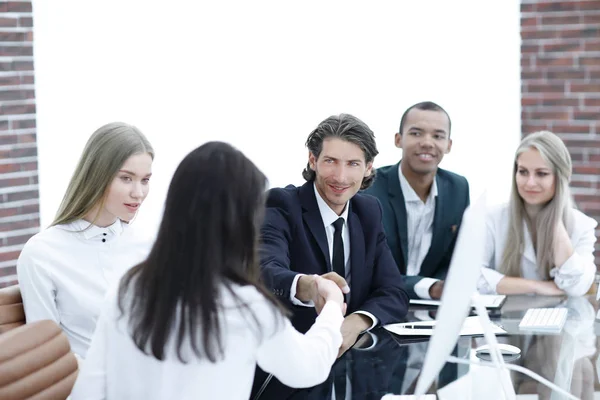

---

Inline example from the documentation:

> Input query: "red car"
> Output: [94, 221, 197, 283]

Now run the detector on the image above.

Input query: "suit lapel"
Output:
[386, 162, 409, 272]
[348, 209, 365, 312]
[420, 175, 448, 276]
[300, 182, 331, 272]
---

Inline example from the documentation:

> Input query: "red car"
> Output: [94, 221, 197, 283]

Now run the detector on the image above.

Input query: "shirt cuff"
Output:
[352, 311, 378, 332]
[478, 267, 505, 294]
[290, 274, 315, 307]
[550, 252, 595, 296]
[414, 278, 439, 299]
[352, 330, 378, 351]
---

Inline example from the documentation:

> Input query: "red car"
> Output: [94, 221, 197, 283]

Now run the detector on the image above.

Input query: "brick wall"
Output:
[521, 0, 600, 264]
[0, 0, 597, 286]
[0, 0, 39, 288]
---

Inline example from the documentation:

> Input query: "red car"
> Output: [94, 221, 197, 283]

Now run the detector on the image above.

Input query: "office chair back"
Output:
[0, 285, 25, 334]
[0, 319, 78, 399]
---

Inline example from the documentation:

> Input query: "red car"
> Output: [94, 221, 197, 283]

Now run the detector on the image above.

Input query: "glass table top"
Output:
[256, 294, 600, 400]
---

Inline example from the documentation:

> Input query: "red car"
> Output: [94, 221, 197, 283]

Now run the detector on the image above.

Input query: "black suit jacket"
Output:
[363, 163, 470, 299]
[259, 181, 409, 334]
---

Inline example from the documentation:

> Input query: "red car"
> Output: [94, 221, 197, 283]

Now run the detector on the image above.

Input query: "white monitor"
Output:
[412, 193, 581, 400]
[413, 192, 515, 398]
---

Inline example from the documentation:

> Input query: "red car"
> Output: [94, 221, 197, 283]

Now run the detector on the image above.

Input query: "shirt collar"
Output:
[313, 183, 349, 228]
[60, 218, 125, 239]
[398, 163, 438, 204]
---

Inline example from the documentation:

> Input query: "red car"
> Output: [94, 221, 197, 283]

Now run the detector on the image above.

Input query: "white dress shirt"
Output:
[16, 219, 151, 358]
[290, 184, 378, 330]
[398, 166, 439, 299]
[70, 283, 344, 400]
[478, 204, 597, 296]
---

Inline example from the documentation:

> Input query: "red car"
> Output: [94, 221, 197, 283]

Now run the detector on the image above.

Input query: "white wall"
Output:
[32, 0, 521, 236]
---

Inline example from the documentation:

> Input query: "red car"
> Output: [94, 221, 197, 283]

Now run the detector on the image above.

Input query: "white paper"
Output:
[410, 295, 506, 309]
[383, 316, 507, 337]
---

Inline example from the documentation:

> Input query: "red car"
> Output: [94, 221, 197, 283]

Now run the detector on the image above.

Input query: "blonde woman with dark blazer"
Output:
[17, 122, 154, 358]
[478, 131, 597, 297]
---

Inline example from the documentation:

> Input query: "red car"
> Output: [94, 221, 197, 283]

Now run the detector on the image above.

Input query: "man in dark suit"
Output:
[260, 113, 409, 355]
[364, 101, 470, 300]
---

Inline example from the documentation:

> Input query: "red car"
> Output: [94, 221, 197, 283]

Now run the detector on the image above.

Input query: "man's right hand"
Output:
[428, 280, 445, 300]
[296, 272, 350, 314]
[315, 276, 347, 315]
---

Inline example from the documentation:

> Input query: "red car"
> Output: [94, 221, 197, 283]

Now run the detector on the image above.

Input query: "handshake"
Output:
[295, 272, 350, 315]
[296, 272, 375, 358]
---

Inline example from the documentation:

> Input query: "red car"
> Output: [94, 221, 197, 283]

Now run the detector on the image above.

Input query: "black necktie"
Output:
[332, 217, 345, 279]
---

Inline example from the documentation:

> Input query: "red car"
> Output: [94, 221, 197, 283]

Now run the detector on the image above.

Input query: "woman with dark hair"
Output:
[71, 142, 345, 399]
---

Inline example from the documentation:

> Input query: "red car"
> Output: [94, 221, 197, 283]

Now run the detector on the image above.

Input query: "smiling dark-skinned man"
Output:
[364, 101, 470, 300]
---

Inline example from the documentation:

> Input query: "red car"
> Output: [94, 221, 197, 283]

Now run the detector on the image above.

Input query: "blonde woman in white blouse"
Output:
[478, 131, 597, 297]
[70, 142, 345, 400]
[17, 122, 154, 358]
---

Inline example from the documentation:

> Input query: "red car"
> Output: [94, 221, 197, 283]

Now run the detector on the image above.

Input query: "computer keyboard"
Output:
[518, 307, 568, 333]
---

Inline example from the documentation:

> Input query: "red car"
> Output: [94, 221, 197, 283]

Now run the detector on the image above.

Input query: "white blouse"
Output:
[16, 219, 151, 358]
[70, 284, 344, 400]
[478, 204, 597, 296]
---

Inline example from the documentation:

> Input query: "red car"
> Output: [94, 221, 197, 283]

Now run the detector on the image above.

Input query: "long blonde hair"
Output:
[52, 122, 154, 226]
[500, 131, 573, 279]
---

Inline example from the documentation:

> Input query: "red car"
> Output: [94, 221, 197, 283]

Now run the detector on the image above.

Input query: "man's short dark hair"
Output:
[302, 114, 378, 190]
[398, 101, 451, 137]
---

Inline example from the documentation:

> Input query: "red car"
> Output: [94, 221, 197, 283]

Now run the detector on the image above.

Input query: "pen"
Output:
[403, 324, 433, 329]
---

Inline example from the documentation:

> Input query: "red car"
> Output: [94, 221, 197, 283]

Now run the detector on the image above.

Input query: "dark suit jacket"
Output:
[259, 181, 409, 334]
[363, 162, 470, 299]
[284, 330, 408, 400]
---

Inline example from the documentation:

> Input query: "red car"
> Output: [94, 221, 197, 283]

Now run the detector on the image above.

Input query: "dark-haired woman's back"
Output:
[71, 279, 344, 399]
[71, 140, 346, 399]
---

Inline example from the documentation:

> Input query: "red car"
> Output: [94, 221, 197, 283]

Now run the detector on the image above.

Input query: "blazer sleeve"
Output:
[259, 192, 299, 303]
[551, 217, 597, 296]
[464, 178, 471, 208]
[16, 242, 60, 324]
[355, 202, 409, 325]
[402, 275, 424, 299]
[257, 301, 343, 388]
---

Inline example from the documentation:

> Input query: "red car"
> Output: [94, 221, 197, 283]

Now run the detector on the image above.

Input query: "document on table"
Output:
[383, 316, 507, 337]
[409, 294, 507, 309]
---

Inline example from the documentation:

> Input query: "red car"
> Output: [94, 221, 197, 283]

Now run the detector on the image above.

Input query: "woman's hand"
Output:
[315, 275, 347, 315]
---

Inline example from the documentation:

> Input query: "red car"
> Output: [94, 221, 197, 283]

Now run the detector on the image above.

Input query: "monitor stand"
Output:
[444, 295, 579, 400]
[471, 295, 516, 400]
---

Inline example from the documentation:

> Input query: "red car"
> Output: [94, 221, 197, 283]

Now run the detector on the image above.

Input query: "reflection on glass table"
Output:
[255, 295, 600, 400]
